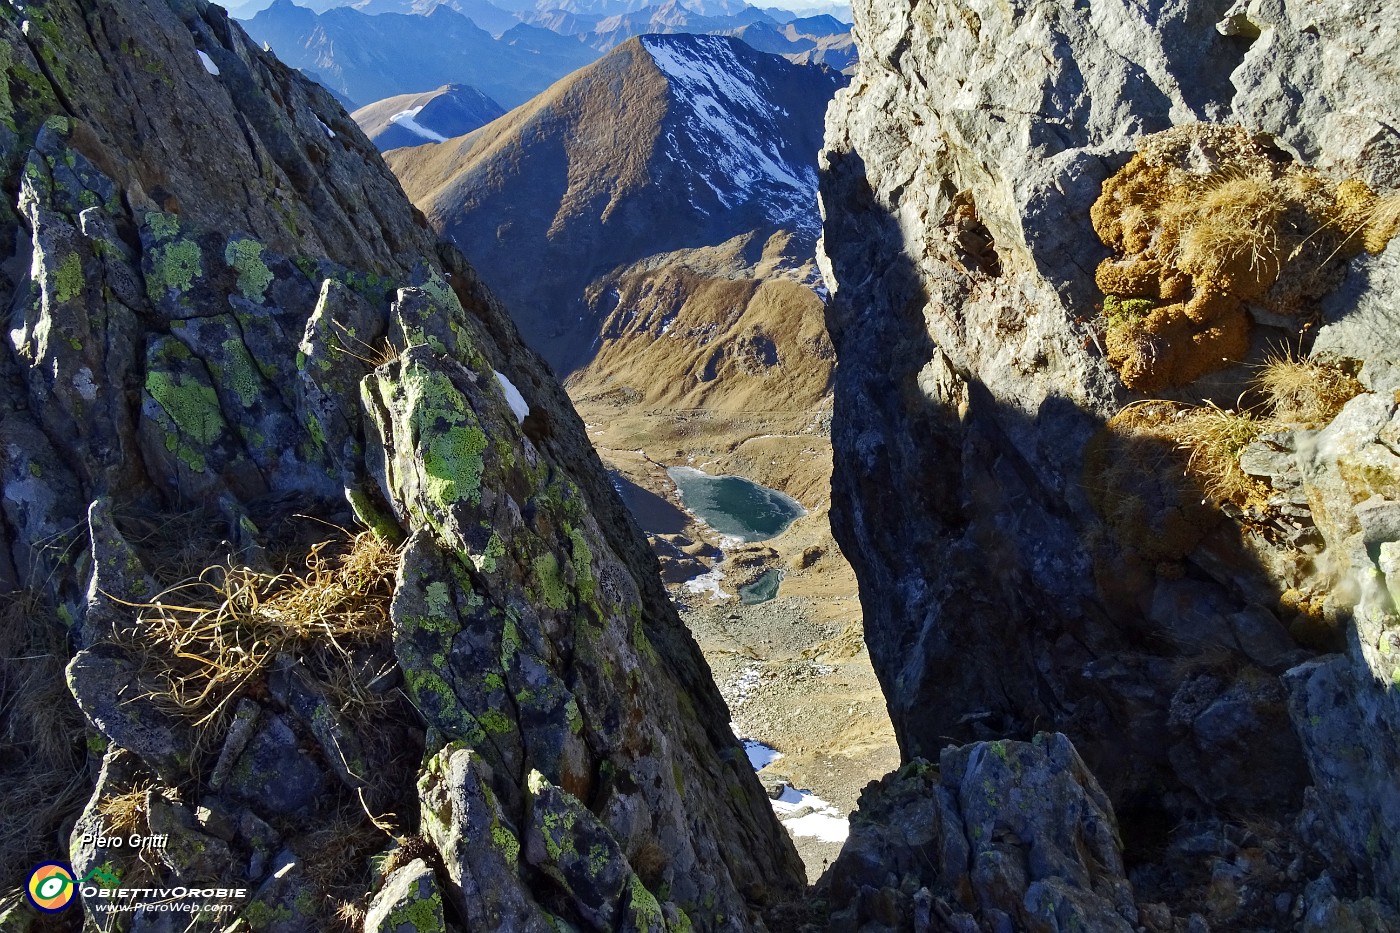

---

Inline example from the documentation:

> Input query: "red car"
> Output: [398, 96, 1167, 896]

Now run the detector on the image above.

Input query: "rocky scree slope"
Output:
[0, 0, 804, 929]
[818, 0, 1400, 928]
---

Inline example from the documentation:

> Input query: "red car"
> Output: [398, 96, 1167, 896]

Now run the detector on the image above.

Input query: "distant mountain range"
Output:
[351, 84, 506, 150]
[234, 0, 853, 108]
[222, 0, 852, 21]
[384, 34, 843, 376]
[241, 1, 602, 108]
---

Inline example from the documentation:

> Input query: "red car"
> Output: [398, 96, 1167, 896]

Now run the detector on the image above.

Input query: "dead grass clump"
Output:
[1173, 169, 1287, 291]
[121, 530, 400, 744]
[298, 804, 395, 931]
[96, 785, 155, 834]
[1255, 354, 1363, 426]
[0, 591, 90, 893]
[1091, 124, 1397, 392]
[1170, 404, 1266, 505]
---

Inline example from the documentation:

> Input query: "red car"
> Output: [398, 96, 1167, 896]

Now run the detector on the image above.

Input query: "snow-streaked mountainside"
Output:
[644, 35, 817, 235]
[352, 84, 505, 150]
[384, 34, 842, 373]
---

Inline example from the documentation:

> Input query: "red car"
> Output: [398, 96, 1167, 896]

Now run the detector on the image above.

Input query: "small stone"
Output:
[364, 858, 445, 933]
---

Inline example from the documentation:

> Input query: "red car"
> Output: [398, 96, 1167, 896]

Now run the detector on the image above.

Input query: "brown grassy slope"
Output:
[386, 39, 672, 372]
[572, 232, 833, 414]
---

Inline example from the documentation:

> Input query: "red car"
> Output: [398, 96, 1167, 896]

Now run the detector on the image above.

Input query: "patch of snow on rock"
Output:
[772, 785, 850, 842]
[683, 565, 732, 601]
[742, 737, 783, 770]
[493, 370, 530, 424]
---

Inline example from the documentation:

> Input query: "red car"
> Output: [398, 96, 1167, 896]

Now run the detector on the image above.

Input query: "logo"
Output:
[24, 863, 122, 913]
[25, 863, 76, 913]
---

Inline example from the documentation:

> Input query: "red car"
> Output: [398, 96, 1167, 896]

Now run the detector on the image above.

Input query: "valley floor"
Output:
[575, 396, 899, 882]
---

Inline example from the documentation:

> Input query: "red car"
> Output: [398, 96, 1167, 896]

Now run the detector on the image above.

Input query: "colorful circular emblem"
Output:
[25, 862, 76, 913]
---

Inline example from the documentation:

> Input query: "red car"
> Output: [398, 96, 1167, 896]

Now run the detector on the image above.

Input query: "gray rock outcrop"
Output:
[0, 0, 801, 927]
[821, 0, 1400, 921]
[822, 734, 1138, 933]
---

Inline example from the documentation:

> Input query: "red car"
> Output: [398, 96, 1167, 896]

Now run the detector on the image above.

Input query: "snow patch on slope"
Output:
[494, 370, 530, 424]
[641, 35, 818, 234]
[389, 106, 449, 143]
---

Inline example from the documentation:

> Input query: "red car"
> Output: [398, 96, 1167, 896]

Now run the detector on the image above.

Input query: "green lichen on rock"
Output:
[145, 210, 180, 241]
[144, 340, 228, 473]
[382, 358, 492, 511]
[490, 821, 521, 864]
[479, 708, 514, 735]
[384, 888, 444, 933]
[147, 238, 203, 299]
[216, 337, 264, 408]
[424, 422, 488, 505]
[53, 250, 82, 303]
[627, 874, 666, 928]
[533, 552, 570, 610]
[347, 487, 405, 543]
[225, 237, 274, 303]
[475, 531, 506, 574]
[567, 526, 595, 604]
[146, 370, 223, 446]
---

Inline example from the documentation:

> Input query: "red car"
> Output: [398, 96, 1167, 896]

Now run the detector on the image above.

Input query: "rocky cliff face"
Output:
[820, 0, 1400, 926]
[0, 0, 802, 928]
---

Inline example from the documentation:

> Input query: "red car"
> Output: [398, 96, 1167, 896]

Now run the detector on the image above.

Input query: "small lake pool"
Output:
[739, 569, 783, 605]
[666, 466, 805, 542]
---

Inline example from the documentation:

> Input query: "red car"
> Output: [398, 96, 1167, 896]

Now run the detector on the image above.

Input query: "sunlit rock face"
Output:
[0, 1, 802, 927]
[819, 0, 1400, 923]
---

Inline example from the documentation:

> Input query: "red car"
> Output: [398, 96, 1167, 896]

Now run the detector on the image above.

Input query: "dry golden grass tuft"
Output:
[1169, 403, 1267, 505]
[97, 785, 155, 834]
[0, 591, 90, 893]
[1091, 124, 1400, 392]
[1173, 169, 1288, 289]
[120, 530, 401, 747]
[1255, 354, 1363, 426]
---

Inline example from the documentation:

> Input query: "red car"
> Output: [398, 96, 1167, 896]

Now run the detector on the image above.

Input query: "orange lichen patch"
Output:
[1090, 124, 1396, 392]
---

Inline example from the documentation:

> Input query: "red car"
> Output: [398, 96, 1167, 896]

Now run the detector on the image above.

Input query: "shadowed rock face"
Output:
[0, 0, 802, 927]
[821, 0, 1400, 923]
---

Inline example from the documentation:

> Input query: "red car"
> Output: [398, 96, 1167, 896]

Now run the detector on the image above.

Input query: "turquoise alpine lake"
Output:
[666, 466, 806, 542]
[739, 569, 783, 605]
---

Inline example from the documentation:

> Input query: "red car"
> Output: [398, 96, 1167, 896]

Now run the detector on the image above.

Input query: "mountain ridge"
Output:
[352, 83, 505, 150]
[387, 33, 841, 374]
